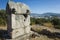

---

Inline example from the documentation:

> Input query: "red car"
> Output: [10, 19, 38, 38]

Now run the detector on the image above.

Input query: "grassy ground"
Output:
[0, 26, 7, 30]
[43, 23, 54, 28]
[30, 36, 60, 40]
[31, 25, 60, 40]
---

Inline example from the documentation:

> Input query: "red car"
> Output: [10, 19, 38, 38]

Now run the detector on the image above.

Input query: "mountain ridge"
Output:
[30, 13, 60, 17]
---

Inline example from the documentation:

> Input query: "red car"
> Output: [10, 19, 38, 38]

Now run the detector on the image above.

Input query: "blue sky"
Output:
[0, 0, 60, 14]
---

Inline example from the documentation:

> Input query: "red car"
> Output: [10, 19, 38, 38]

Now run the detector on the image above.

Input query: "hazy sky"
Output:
[0, 0, 60, 14]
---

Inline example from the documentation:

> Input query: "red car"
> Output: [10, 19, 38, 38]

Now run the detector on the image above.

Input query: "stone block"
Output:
[11, 14, 25, 29]
[6, 1, 31, 39]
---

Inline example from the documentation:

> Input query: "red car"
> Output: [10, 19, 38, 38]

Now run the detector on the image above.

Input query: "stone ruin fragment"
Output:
[6, 1, 31, 39]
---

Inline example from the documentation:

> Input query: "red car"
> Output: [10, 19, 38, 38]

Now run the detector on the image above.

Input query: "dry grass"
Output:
[43, 23, 54, 28]
[0, 26, 7, 30]
[31, 25, 43, 32]
[31, 25, 60, 40]
[30, 35, 60, 40]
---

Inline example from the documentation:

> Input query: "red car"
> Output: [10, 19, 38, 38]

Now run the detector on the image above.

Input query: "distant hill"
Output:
[30, 13, 60, 17]
[42, 13, 60, 17]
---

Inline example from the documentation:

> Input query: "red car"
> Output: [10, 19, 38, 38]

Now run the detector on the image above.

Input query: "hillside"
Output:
[30, 13, 60, 17]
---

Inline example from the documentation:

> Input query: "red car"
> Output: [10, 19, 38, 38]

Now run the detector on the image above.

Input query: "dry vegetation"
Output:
[0, 26, 7, 30]
[30, 36, 60, 40]
[43, 23, 54, 28]
[30, 25, 60, 40]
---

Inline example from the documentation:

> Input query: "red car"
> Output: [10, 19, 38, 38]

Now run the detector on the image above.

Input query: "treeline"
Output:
[30, 17, 51, 25]
[30, 17, 60, 29]
[0, 10, 7, 26]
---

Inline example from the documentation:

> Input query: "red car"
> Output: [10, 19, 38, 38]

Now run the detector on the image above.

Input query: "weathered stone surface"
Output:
[12, 14, 25, 29]
[7, 14, 31, 38]
[12, 28, 25, 38]
[25, 26, 31, 33]
[6, 1, 31, 39]
[11, 14, 30, 29]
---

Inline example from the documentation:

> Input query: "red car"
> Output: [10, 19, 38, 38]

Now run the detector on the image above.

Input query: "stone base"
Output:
[8, 26, 31, 39]
[5, 33, 31, 40]
[8, 28, 25, 39]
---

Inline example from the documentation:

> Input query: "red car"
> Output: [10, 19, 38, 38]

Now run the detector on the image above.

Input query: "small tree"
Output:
[51, 17, 60, 29]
